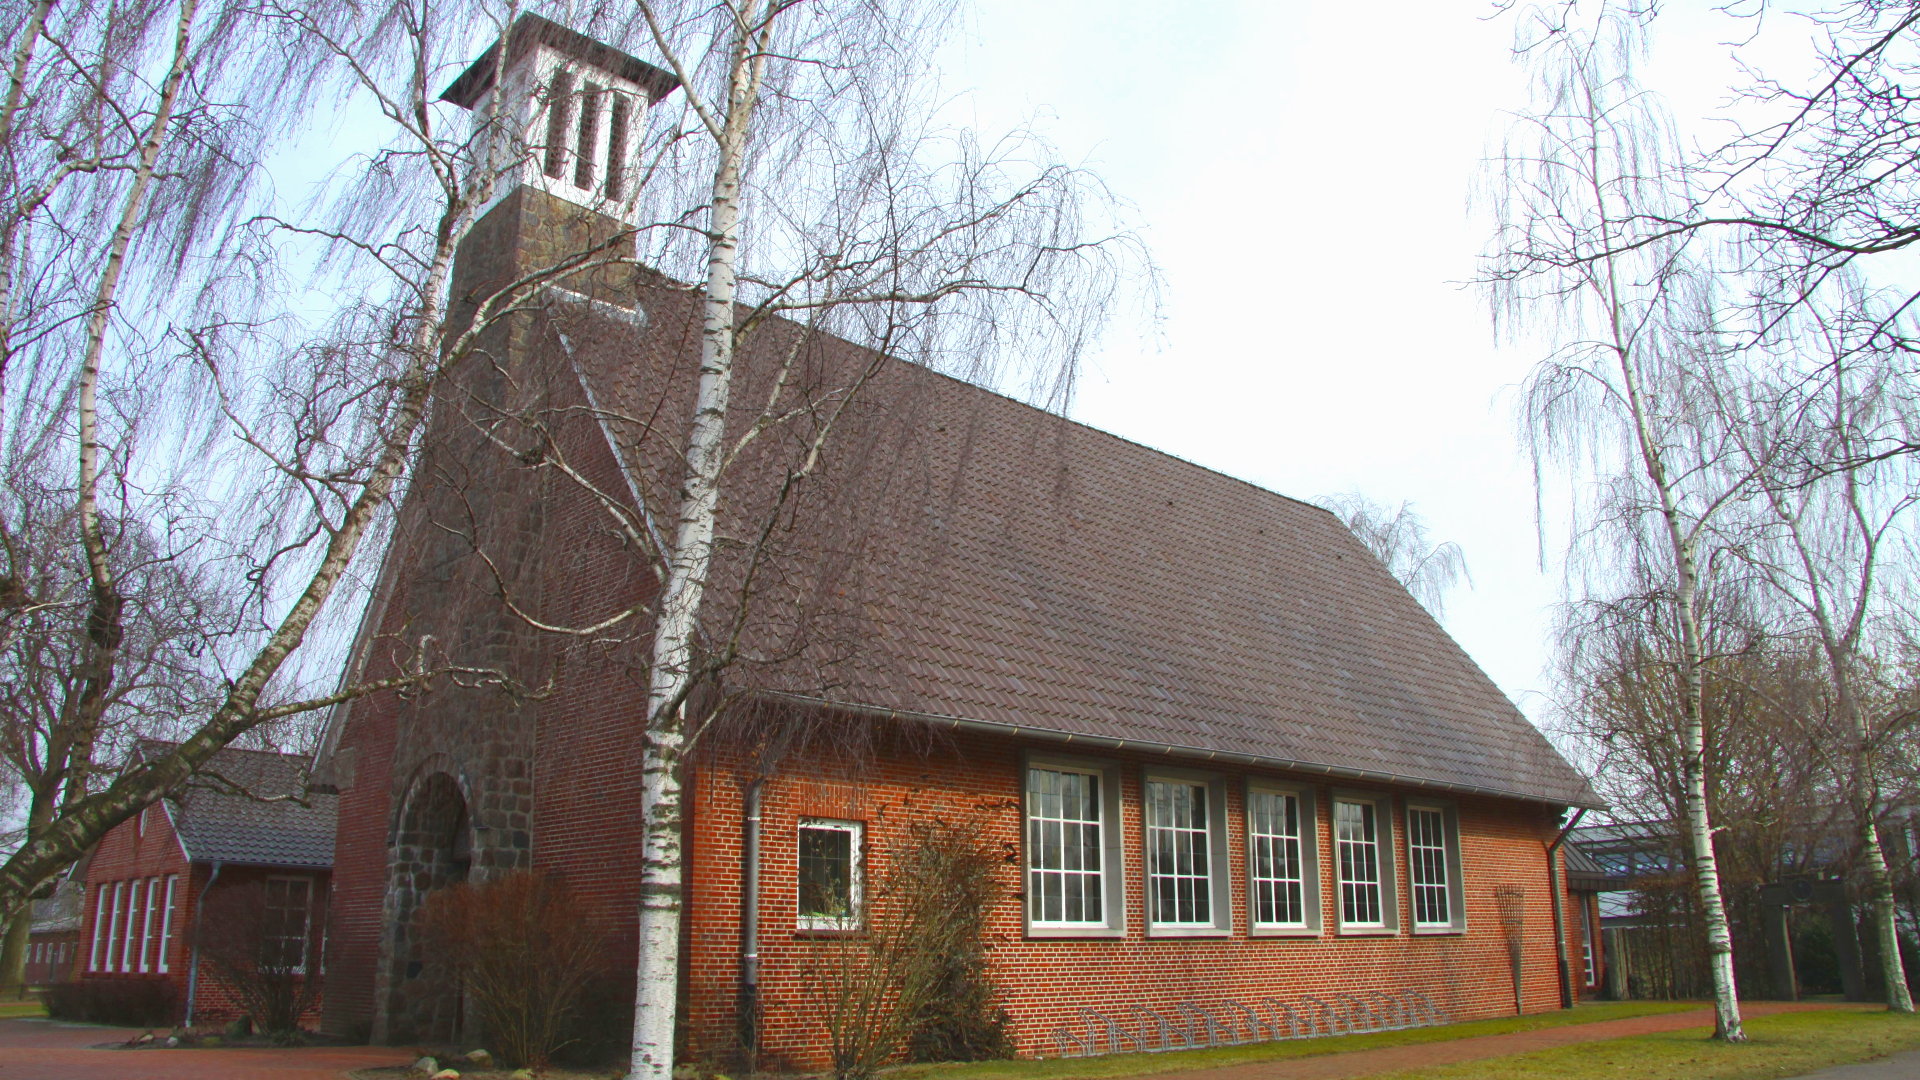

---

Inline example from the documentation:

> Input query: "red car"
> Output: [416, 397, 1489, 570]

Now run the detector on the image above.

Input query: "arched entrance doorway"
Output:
[384, 772, 470, 1043]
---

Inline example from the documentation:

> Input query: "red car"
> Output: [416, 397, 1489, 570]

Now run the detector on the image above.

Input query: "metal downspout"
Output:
[184, 861, 222, 1028]
[738, 777, 764, 1059]
[1547, 809, 1587, 1010]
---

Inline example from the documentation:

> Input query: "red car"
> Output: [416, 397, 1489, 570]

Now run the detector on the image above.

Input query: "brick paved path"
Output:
[0, 1017, 416, 1079]
[1144, 1002, 1865, 1080]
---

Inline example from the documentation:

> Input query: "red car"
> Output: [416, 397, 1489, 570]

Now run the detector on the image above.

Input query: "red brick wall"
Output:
[78, 803, 192, 983]
[320, 681, 400, 1038]
[325, 638, 1585, 1064]
[675, 727, 1574, 1068]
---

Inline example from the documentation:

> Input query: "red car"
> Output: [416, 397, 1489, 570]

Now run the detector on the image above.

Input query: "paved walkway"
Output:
[1783, 1048, 1920, 1079]
[0, 1003, 1895, 1080]
[1143, 1002, 1863, 1080]
[0, 1017, 417, 1079]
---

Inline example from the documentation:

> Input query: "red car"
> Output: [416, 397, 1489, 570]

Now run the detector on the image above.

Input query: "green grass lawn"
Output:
[0, 997, 47, 1019]
[891, 1001, 1705, 1080]
[1373, 1009, 1920, 1080]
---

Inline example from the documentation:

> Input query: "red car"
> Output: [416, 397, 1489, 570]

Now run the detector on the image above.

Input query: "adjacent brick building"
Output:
[24, 879, 81, 986]
[74, 742, 335, 1027]
[309, 15, 1606, 1066]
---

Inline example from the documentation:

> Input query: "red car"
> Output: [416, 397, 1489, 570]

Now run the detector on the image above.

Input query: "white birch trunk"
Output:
[1648, 463, 1742, 1035]
[1833, 655, 1914, 1011]
[1768, 464, 1912, 1011]
[630, 7, 767, 1076]
[1616, 350, 1745, 1040]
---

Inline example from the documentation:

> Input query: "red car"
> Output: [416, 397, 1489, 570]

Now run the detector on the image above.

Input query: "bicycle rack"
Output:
[1260, 996, 1313, 1038]
[1300, 994, 1348, 1035]
[1047, 987, 1450, 1058]
[1225, 999, 1279, 1043]
[1177, 1001, 1234, 1048]
[1367, 989, 1409, 1029]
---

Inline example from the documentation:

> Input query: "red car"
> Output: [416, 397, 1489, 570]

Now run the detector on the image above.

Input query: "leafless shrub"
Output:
[195, 877, 324, 1039]
[808, 819, 1011, 1079]
[419, 870, 606, 1070]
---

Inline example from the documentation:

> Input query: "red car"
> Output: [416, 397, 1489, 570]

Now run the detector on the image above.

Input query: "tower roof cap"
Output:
[441, 13, 678, 109]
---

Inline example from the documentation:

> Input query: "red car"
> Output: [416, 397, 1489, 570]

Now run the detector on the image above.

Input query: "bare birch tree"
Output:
[1728, 290, 1919, 1009]
[1484, 9, 1753, 1038]
[1318, 491, 1472, 617]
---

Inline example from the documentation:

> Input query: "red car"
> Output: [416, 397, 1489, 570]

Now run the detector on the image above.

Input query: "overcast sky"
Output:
[932, 1, 1813, 727]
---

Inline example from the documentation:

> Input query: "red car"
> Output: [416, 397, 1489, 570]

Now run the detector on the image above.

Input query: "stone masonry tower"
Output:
[337, 17, 678, 1046]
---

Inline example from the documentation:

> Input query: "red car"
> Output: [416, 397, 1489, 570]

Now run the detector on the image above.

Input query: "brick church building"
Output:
[309, 16, 1604, 1066]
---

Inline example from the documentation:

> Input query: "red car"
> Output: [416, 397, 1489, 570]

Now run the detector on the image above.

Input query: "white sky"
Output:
[936, 1, 1823, 727]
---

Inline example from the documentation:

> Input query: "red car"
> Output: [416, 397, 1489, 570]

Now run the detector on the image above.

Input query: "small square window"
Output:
[797, 819, 863, 930]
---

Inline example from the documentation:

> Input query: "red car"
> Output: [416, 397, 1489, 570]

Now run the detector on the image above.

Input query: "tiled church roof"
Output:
[562, 282, 1602, 809]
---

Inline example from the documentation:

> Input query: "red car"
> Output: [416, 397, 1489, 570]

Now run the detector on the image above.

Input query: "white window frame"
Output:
[1406, 801, 1466, 934]
[1022, 753, 1125, 938]
[138, 876, 159, 972]
[1142, 768, 1230, 937]
[89, 886, 109, 972]
[1332, 792, 1399, 935]
[1247, 781, 1322, 935]
[157, 875, 178, 974]
[795, 819, 864, 931]
[121, 878, 144, 973]
[1581, 894, 1598, 986]
[108, 880, 129, 972]
[263, 876, 315, 973]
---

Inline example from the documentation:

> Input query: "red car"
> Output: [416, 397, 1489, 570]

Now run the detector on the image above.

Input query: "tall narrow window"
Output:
[1249, 789, 1305, 927]
[1408, 807, 1450, 928]
[263, 878, 313, 971]
[1335, 799, 1383, 927]
[543, 67, 576, 179]
[138, 877, 160, 973]
[796, 819, 862, 929]
[1581, 896, 1597, 985]
[1145, 780, 1211, 925]
[89, 886, 108, 972]
[108, 881, 128, 972]
[1027, 767, 1104, 926]
[604, 95, 631, 199]
[157, 875, 178, 974]
[121, 879, 145, 973]
[573, 81, 603, 190]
